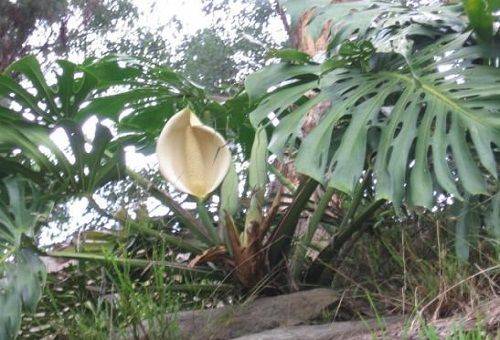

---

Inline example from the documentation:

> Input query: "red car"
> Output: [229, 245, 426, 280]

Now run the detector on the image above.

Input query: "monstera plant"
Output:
[0, 56, 228, 337]
[0, 178, 52, 339]
[249, 1, 498, 206]
[247, 0, 499, 275]
[0, 0, 498, 337]
[0, 56, 132, 336]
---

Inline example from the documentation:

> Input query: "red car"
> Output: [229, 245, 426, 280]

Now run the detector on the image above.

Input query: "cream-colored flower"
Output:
[156, 108, 231, 199]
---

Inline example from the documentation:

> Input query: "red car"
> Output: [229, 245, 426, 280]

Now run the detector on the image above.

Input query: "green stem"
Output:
[308, 190, 336, 233]
[267, 164, 297, 192]
[334, 199, 386, 255]
[87, 193, 203, 253]
[338, 172, 370, 230]
[268, 177, 319, 267]
[306, 198, 385, 283]
[318, 198, 386, 284]
[292, 186, 336, 283]
[129, 222, 203, 254]
[126, 168, 213, 246]
[46, 250, 213, 274]
[196, 199, 220, 244]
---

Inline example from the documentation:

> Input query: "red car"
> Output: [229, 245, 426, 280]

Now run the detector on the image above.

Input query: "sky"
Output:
[132, 0, 209, 36]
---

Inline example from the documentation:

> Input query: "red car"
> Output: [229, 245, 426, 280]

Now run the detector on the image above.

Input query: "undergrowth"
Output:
[20, 240, 232, 339]
[20, 209, 499, 338]
[304, 210, 499, 336]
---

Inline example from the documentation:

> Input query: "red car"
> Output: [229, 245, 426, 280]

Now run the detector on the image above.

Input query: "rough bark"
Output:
[291, 10, 331, 58]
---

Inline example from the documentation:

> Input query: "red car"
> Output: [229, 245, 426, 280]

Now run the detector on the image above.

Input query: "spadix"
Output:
[156, 108, 231, 199]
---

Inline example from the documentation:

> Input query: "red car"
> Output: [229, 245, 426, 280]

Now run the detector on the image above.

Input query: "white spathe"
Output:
[156, 108, 231, 199]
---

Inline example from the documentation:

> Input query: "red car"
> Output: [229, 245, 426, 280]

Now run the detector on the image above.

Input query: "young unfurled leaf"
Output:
[243, 127, 268, 246]
[464, 0, 494, 41]
[485, 193, 500, 246]
[454, 200, 480, 262]
[242, 189, 264, 247]
[220, 160, 239, 219]
[248, 126, 268, 190]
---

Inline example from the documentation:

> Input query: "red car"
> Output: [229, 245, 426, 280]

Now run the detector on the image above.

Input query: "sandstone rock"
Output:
[234, 317, 402, 340]
[126, 288, 339, 339]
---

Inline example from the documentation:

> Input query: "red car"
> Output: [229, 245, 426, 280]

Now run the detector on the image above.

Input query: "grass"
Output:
[309, 209, 499, 337]
[20, 239, 231, 339]
[420, 322, 493, 340]
[41, 247, 183, 339]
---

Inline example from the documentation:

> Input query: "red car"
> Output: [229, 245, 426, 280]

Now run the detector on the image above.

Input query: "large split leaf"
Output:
[79, 63, 253, 155]
[0, 179, 49, 339]
[0, 121, 124, 197]
[0, 178, 52, 250]
[248, 3, 499, 209]
[0, 56, 182, 156]
[0, 56, 131, 194]
[1, 55, 255, 164]
[0, 249, 47, 340]
[0, 56, 140, 125]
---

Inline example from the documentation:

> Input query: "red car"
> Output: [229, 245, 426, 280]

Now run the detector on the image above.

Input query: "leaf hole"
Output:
[393, 122, 404, 139]
[430, 116, 437, 137]
[444, 112, 452, 134]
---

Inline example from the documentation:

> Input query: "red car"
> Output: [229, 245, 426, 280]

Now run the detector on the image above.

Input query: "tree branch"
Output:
[274, 0, 292, 38]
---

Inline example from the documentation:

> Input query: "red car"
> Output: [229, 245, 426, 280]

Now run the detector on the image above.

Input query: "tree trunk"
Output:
[273, 2, 345, 285]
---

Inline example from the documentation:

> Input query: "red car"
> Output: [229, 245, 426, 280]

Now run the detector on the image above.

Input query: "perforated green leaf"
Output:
[0, 178, 52, 250]
[0, 179, 48, 339]
[0, 249, 46, 340]
[0, 56, 140, 125]
[248, 4, 499, 209]
[278, 1, 465, 49]
[0, 122, 124, 197]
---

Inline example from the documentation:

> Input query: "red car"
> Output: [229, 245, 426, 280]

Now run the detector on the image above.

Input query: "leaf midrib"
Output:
[380, 71, 496, 128]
